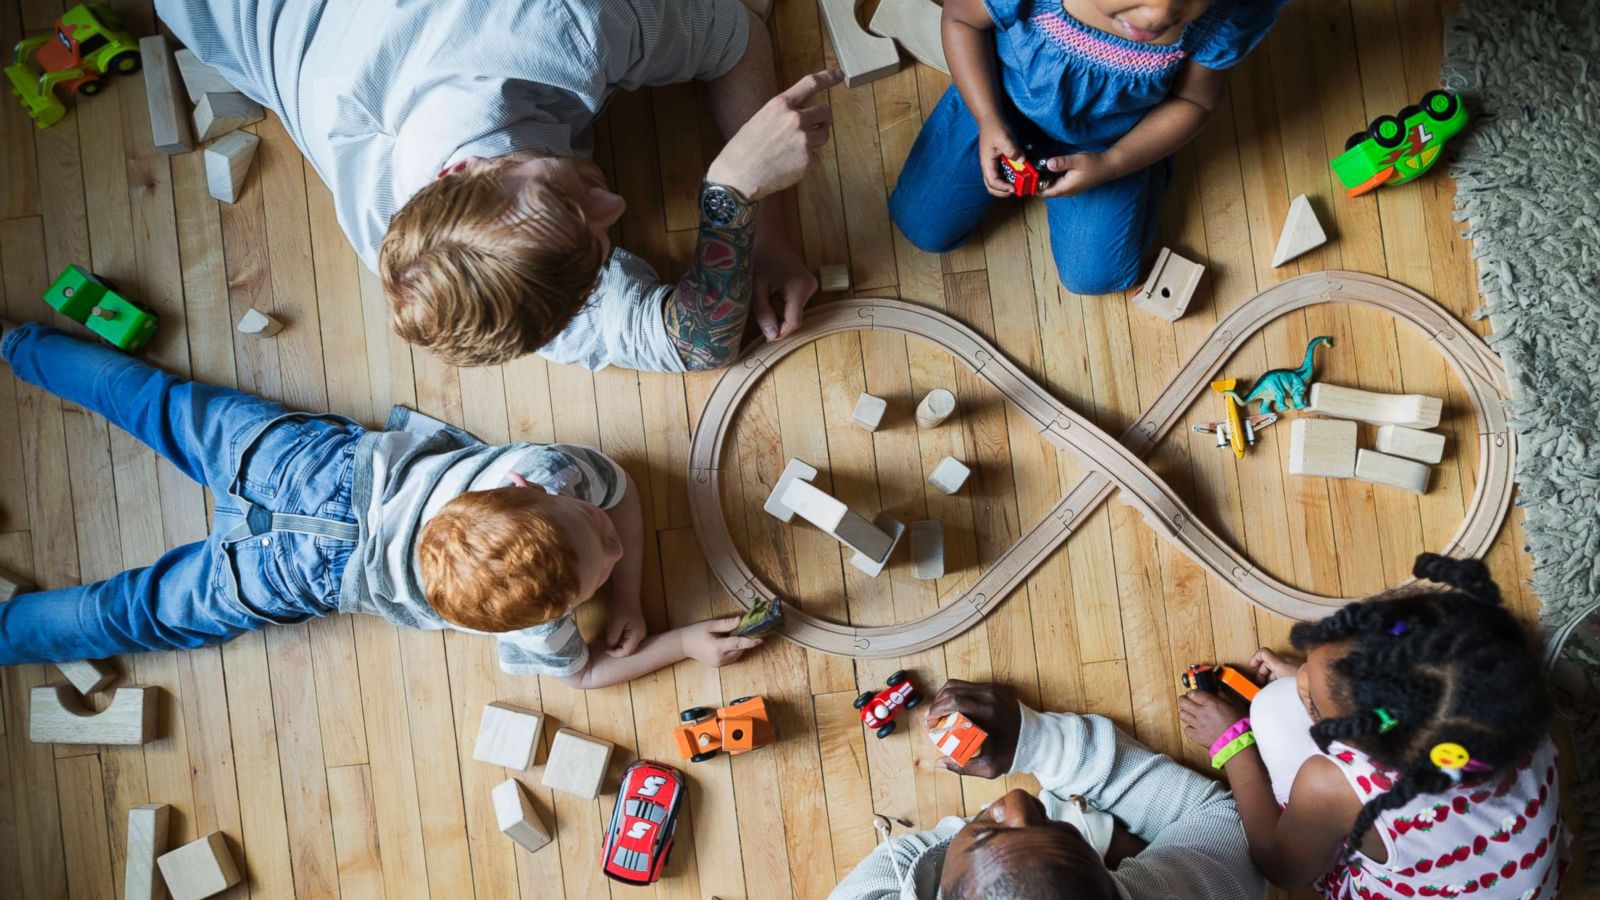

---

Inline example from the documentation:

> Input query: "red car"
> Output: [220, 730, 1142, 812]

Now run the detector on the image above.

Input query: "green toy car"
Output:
[5, 3, 141, 129]
[44, 265, 158, 351]
[1329, 90, 1466, 198]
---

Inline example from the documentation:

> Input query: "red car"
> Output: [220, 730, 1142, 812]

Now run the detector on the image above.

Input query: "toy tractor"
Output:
[1330, 90, 1467, 198]
[6, 3, 141, 129]
[43, 265, 158, 351]
[673, 696, 775, 763]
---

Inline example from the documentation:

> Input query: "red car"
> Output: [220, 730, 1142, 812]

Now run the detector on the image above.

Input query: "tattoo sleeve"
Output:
[664, 208, 757, 370]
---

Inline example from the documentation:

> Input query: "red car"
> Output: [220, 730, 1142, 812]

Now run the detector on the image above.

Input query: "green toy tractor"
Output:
[1329, 90, 1467, 198]
[5, 3, 141, 129]
[44, 265, 158, 351]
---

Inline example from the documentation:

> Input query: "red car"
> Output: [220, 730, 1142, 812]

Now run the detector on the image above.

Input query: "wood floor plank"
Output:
[56, 753, 116, 900]
[327, 764, 387, 899]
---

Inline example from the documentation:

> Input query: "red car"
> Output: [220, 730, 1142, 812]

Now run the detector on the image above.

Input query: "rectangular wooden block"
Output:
[868, 0, 949, 73]
[57, 658, 117, 695]
[193, 92, 264, 142]
[174, 49, 236, 102]
[492, 778, 552, 854]
[1288, 418, 1357, 479]
[836, 508, 896, 564]
[473, 702, 544, 770]
[764, 458, 819, 523]
[1355, 449, 1431, 495]
[852, 393, 886, 431]
[1132, 248, 1204, 321]
[541, 728, 613, 799]
[1375, 425, 1446, 464]
[0, 563, 33, 602]
[816, 0, 901, 86]
[30, 685, 158, 745]
[139, 36, 194, 154]
[156, 832, 241, 900]
[846, 514, 903, 577]
[125, 803, 171, 900]
[1307, 383, 1443, 429]
[781, 479, 849, 533]
[928, 457, 971, 495]
[909, 520, 944, 580]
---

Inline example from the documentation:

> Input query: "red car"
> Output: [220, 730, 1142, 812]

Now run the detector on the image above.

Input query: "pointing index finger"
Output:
[780, 69, 845, 106]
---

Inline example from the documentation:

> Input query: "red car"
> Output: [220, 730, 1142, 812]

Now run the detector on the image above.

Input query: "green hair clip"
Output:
[1374, 707, 1399, 734]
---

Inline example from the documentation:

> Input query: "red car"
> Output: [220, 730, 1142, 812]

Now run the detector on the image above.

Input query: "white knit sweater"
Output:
[828, 706, 1266, 900]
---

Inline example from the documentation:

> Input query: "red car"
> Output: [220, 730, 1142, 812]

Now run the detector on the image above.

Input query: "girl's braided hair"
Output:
[1288, 553, 1549, 858]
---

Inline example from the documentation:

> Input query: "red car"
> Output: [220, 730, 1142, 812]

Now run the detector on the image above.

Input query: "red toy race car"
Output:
[854, 670, 924, 739]
[997, 154, 1053, 197]
[601, 760, 685, 885]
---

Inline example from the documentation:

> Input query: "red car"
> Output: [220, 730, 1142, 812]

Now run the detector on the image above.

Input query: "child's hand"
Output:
[978, 123, 1023, 197]
[1250, 648, 1300, 684]
[1038, 151, 1115, 198]
[680, 616, 762, 668]
[604, 600, 647, 658]
[1179, 690, 1249, 749]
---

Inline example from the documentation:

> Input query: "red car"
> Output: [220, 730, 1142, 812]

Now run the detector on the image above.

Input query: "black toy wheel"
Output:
[728, 696, 753, 706]
[853, 691, 874, 710]
[1344, 130, 1367, 151]
[107, 50, 141, 74]
[690, 750, 719, 763]
[905, 691, 925, 710]
[77, 79, 103, 96]
[1397, 104, 1421, 123]
[1423, 89, 1459, 121]
[1369, 114, 1406, 149]
[680, 706, 711, 723]
[886, 670, 908, 687]
[876, 722, 897, 739]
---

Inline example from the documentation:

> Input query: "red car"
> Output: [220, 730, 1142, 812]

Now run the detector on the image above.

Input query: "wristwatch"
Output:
[699, 180, 756, 229]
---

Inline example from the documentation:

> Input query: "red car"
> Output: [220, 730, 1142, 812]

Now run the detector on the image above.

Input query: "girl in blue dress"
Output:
[890, 0, 1289, 295]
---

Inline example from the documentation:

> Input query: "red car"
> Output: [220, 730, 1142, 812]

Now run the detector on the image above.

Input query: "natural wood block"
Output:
[205, 131, 260, 204]
[473, 702, 544, 770]
[852, 393, 886, 431]
[173, 49, 236, 102]
[0, 563, 33, 602]
[816, 0, 901, 86]
[916, 389, 956, 428]
[868, 0, 948, 73]
[835, 508, 897, 564]
[1132, 248, 1204, 321]
[928, 457, 971, 495]
[29, 685, 158, 745]
[1355, 449, 1431, 495]
[819, 263, 851, 293]
[193, 92, 264, 142]
[1375, 425, 1446, 464]
[1271, 194, 1328, 268]
[541, 728, 613, 799]
[139, 36, 194, 154]
[763, 458, 819, 523]
[780, 479, 848, 533]
[1307, 383, 1442, 429]
[56, 658, 116, 696]
[910, 520, 944, 580]
[156, 832, 240, 900]
[235, 307, 282, 337]
[492, 778, 552, 854]
[125, 803, 171, 900]
[846, 514, 903, 577]
[1288, 418, 1357, 479]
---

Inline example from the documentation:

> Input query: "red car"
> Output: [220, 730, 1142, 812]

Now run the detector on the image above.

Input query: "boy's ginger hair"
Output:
[379, 157, 606, 368]
[417, 487, 581, 632]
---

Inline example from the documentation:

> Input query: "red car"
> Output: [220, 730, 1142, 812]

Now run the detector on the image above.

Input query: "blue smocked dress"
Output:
[888, 0, 1288, 294]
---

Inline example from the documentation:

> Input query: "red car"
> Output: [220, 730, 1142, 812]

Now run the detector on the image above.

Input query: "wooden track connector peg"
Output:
[1307, 383, 1443, 429]
[193, 92, 264, 142]
[1133, 248, 1204, 322]
[1288, 418, 1357, 479]
[56, 658, 116, 696]
[816, 0, 902, 86]
[541, 728, 614, 799]
[29, 685, 159, 745]
[868, 0, 949, 73]
[820, 264, 852, 294]
[928, 457, 971, 495]
[125, 803, 171, 900]
[206, 131, 260, 204]
[848, 513, 904, 578]
[852, 393, 887, 431]
[1355, 449, 1431, 495]
[1271, 194, 1328, 268]
[909, 520, 944, 580]
[0, 563, 33, 602]
[236, 307, 283, 337]
[493, 778, 552, 854]
[157, 832, 241, 900]
[139, 35, 194, 154]
[1375, 425, 1446, 464]
[916, 389, 956, 428]
[473, 701, 544, 770]
[174, 49, 237, 102]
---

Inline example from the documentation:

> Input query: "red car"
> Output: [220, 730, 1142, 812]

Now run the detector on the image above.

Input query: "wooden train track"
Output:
[688, 271, 1516, 659]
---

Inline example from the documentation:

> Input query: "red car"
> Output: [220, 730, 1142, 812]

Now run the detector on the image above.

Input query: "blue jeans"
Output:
[889, 88, 1171, 296]
[0, 325, 363, 664]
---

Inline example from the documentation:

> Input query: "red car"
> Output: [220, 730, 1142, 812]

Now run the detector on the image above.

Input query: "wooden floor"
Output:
[1, 0, 1591, 897]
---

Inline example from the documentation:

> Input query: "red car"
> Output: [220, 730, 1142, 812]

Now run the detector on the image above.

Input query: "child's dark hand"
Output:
[1250, 647, 1300, 684]
[924, 679, 1020, 778]
[1179, 690, 1248, 750]
[978, 124, 1023, 197]
[1038, 151, 1114, 198]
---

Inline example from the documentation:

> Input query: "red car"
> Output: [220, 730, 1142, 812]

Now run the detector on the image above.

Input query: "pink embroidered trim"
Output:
[1033, 12, 1188, 74]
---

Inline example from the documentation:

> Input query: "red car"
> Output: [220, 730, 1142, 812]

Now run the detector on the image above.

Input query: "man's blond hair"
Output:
[379, 157, 606, 367]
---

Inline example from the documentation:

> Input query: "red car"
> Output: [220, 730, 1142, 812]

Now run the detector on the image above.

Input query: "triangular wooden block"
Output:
[194, 92, 265, 142]
[174, 49, 237, 103]
[1271, 194, 1327, 267]
[205, 131, 260, 204]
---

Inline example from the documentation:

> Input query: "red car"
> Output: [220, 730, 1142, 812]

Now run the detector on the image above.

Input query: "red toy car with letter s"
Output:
[601, 760, 685, 885]
[854, 670, 924, 739]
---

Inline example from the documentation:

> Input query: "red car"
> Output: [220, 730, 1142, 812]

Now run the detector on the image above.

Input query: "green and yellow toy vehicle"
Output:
[1330, 90, 1466, 198]
[5, 3, 141, 129]
[44, 265, 158, 351]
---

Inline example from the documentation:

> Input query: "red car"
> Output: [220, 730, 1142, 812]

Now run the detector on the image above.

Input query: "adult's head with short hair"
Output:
[380, 152, 627, 367]
[939, 788, 1120, 900]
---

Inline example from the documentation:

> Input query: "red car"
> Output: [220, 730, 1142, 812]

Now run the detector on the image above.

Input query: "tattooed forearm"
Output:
[665, 211, 757, 370]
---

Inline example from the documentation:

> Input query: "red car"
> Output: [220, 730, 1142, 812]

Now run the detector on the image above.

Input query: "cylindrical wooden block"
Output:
[916, 389, 956, 428]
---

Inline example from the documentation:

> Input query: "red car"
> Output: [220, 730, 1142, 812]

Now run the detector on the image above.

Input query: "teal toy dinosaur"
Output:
[1224, 336, 1332, 415]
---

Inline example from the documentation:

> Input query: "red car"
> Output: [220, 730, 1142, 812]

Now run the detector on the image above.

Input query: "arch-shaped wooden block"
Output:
[29, 685, 159, 745]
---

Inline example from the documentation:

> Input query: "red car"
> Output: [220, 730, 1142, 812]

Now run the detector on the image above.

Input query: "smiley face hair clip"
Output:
[1430, 741, 1494, 782]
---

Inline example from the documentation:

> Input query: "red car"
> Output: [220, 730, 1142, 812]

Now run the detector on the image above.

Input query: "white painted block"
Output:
[1355, 449, 1431, 495]
[1288, 418, 1357, 478]
[541, 728, 613, 799]
[928, 457, 971, 495]
[852, 393, 887, 431]
[1375, 425, 1446, 464]
[473, 702, 544, 770]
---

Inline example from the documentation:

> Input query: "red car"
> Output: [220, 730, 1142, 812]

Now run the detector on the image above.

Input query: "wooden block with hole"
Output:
[1307, 383, 1442, 429]
[1271, 194, 1328, 267]
[473, 701, 544, 770]
[30, 685, 158, 745]
[910, 520, 944, 580]
[139, 36, 193, 154]
[764, 458, 819, 522]
[1288, 418, 1357, 478]
[125, 803, 171, 900]
[0, 563, 32, 602]
[819, 264, 851, 293]
[1355, 449, 1431, 495]
[916, 389, 956, 428]
[193, 92, 264, 142]
[56, 659, 116, 696]
[236, 307, 282, 337]
[816, 0, 901, 86]
[541, 728, 613, 799]
[205, 131, 260, 204]
[1375, 425, 1446, 464]
[492, 778, 552, 854]
[174, 49, 236, 102]
[852, 393, 886, 431]
[1132, 248, 1204, 321]
[157, 832, 241, 900]
[868, 0, 949, 73]
[928, 457, 971, 495]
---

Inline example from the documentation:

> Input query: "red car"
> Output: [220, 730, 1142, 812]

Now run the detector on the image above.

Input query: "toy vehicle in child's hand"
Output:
[1330, 90, 1466, 198]
[673, 695, 775, 762]
[43, 264, 158, 351]
[997, 154, 1053, 197]
[928, 712, 988, 768]
[602, 760, 685, 885]
[855, 671, 923, 739]
[1181, 663, 1260, 703]
[5, 3, 141, 129]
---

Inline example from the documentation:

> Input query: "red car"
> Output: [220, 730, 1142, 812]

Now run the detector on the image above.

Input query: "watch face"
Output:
[701, 186, 737, 227]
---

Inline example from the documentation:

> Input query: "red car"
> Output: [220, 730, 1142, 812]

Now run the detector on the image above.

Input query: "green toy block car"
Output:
[5, 3, 141, 129]
[44, 264, 158, 351]
[1329, 90, 1466, 198]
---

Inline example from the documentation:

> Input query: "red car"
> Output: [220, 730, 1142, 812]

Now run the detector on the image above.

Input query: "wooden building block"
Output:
[820, 263, 851, 293]
[205, 131, 260, 204]
[868, 0, 949, 73]
[846, 514, 903, 577]
[1271, 194, 1327, 268]
[928, 457, 971, 495]
[780, 479, 849, 532]
[1132, 248, 1204, 322]
[173, 49, 236, 102]
[156, 832, 241, 900]
[1355, 449, 1431, 495]
[235, 307, 282, 337]
[910, 520, 944, 580]
[927, 712, 988, 767]
[492, 778, 552, 854]
[1287, 418, 1357, 479]
[817, 0, 901, 86]
[764, 458, 819, 522]
[125, 803, 171, 900]
[916, 389, 956, 428]
[852, 393, 886, 431]
[56, 659, 116, 696]
[473, 702, 544, 770]
[0, 564, 32, 602]
[193, 92, 264, 142]
[1375, 425, 1446, 464]
[139, 36, 194, 154]
[29, 685, 158, 745]
[541, 728, 613, 799]
[1307, 383, 1443, 429]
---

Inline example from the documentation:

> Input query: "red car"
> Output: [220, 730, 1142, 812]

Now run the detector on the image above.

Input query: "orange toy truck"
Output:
[927, 712, 988, 768]
[674, 696, 775, 763]
[1181, 663, 1260, 703]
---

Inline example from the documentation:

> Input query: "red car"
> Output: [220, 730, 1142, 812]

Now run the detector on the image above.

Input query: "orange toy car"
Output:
[1181, 663, 1260, 703]
[673, 696, 775, 763]
[927, 712, 987, 768]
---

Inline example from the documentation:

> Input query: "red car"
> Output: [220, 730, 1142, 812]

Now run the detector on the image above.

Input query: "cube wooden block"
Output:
[541, 728, 613, 799]
[174, 49, 236, 102]
[30, 685, 158, 745]
[56, 658, 116, 696]
[1375, 425, 1446, 464]
[1288, 418, 1357, 479]
[1306, 383, 1443, 429]
[157, 832, 241, 900]
[193, 92, 264, 142]
[915, 389, 956, 428]
[1355, 449, 1431, 495]
[492, 778, 552, 854]
[820, 263, 851, 293]
[125, 803, 171, 900]
[473, 702, 544, 770]
[852, 393, 886, 431]
[928, 457, 971, 495]
[910, 520, 944, 580]
[1132, 248, 1205, 322]
[0, 563, 33, 602]
[206, 131, 260, 204]
[139, 36, 193, 154]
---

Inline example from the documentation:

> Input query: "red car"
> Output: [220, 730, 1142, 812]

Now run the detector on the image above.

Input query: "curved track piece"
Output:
[688, 272, 1515, 659]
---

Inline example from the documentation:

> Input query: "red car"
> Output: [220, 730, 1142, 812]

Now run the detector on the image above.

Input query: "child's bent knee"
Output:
[1057, 266, 1141, 297]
